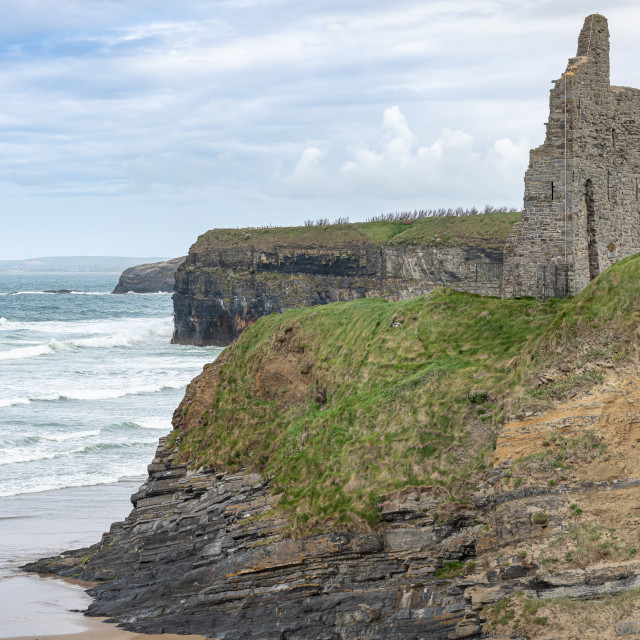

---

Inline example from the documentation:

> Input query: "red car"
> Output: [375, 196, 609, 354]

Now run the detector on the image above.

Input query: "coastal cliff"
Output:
[112, 257, 185, 294]
[171, 213, 518, 346]
[28, 253, 640, 639]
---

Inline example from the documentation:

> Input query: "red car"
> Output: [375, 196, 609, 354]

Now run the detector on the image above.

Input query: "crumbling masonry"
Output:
[502, 14, 640, 297]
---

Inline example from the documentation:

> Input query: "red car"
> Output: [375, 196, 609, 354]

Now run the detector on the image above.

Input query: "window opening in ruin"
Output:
[607, 172, 611, 201]
[551, 181, 555, 200]
[586, 179, 600, 280]
[636, 177, 639, 202]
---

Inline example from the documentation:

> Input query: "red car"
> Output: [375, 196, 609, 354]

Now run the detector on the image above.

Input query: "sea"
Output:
[0, 272, 221, 638]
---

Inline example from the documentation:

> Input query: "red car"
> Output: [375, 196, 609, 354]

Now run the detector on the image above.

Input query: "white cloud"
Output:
[279, 106, 528, 205]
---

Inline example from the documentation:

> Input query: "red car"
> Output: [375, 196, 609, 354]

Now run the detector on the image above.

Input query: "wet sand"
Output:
[5, 617, 207, 640]
[0, 574, 207, 640]
[5, 614, 207, 640]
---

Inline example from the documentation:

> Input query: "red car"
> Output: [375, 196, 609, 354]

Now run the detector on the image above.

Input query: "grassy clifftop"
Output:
[173, 253, 640, 534]
[191, 211, 521, 254]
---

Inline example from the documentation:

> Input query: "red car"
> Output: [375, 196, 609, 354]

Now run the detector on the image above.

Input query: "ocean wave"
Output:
[0, 397, 31, 408]
[1, 380, 188, 407]
[42, 429, 102, 443]
[2, 291, 61, 296]
[57, 381, 187, 401]
[0, 316, 172, 344]
[0, 469, 147, 498]
[0, 339, 64, 361]
[0, 437, 158, 468]
[133, 416, 172, 430]
[79, 440, 160, 454]
[1, 431, 99, 448]
[103, 419, 171, 433]
[0, 445, 88, 467]
[68, 324, 172, 348]
[2, 290, 107, 296]
[0, 317, 6, 326]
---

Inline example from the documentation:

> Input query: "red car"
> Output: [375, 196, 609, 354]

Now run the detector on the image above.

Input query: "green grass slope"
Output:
[173, 254, 640, 534]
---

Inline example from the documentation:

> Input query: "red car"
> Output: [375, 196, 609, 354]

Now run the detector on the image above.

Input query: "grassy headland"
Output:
[191, 211, 522, 253]
[173, 253, 640, 534]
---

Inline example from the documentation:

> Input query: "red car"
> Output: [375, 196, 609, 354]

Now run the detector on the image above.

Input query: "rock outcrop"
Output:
[27, 436, 478, 639]
[112, 257, 186, 294]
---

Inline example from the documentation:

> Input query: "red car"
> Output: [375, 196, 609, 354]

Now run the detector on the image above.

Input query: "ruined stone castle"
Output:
[502, 13, 640, 297]
[171, 14, 640, 347]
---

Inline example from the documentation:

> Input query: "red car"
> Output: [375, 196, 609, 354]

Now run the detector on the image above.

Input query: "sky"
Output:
[1, 0, 640, 259]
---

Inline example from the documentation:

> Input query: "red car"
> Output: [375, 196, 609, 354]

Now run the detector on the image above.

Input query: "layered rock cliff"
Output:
[171, 214, 518, 346]
[112, 257, 185, 294]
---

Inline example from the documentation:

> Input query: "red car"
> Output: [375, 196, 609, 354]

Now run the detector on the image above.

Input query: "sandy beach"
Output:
[0, 574, 207, 640]
[7, 629, 205, 640]
[0, 481, 208, 640]
[4, 612, 208, 640]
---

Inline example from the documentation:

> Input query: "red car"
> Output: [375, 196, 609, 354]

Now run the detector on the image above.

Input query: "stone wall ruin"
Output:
[502, 14, 640, 297]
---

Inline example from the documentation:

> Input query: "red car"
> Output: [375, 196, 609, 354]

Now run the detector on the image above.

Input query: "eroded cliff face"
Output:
[27, 362, 640, 640]
[172, 244, 503, 346]
[112, 257, 185, 294]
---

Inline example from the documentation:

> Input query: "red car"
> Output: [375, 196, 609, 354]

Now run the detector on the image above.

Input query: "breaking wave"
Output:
[0, 339, 64, 361]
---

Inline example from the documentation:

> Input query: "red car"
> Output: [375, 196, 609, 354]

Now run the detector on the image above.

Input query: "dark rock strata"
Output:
[112, 257, 185, 294]
[172, 246, 503, 346]
[27, 432, 640, 639]
[26, 434, 478, 639]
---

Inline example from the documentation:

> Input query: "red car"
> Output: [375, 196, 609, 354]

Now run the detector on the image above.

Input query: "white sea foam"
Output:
[3, 291, 58, 296]
[58, 381, 186, 401]
[0, 445, 87, 467]
[42, 429, 101, 443]
[1, 379, 190, 407]
[134, 416, 172, 430]
[69, 323, 171, 348]
[0, 398, 30, 408]
[0, 317, 6, 326]
[0, 466, 145, 497]
[0, 315, 172, 336]
[0, 437, 159, 468]
[0, 339, 64, 361]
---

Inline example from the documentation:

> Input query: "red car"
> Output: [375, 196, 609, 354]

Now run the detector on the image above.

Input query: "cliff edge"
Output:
[112, 256, 186, 294]
[171, 212, 519, 346]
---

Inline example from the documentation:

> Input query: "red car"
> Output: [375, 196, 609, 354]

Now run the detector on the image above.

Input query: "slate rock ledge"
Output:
[25, 432, 477, 639]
